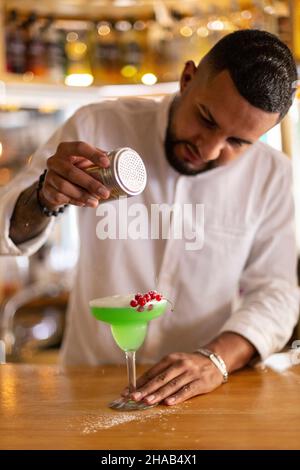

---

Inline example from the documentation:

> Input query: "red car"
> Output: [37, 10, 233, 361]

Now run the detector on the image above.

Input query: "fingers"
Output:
[138, 374, 218, 407]
[46, 171, 100, 208]
[47, 158, 110, 201]
[162, 367, 223, 405]
[56, 141, 110, 168]
[121, 352, 224, 407]
[130, 363, 186, 403]
[138, 372, 191, 406]
[41, 182, 70, 207]
[44, 142, 112, 207]
[121, 359, 171, 398]
[121, 354, 181, 397]
[135, 356, 174, 389]
[164, 379, 203, 406]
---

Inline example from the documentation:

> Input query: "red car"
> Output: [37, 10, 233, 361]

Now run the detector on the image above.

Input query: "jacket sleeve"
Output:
[220, 163, 300, 360]
[0, 107, 88, 256]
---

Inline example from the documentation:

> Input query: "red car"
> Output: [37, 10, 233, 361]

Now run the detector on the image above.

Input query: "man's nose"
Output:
[198, 137, 225, 162]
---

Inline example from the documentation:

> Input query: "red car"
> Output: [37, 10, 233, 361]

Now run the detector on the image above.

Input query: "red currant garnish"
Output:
[131, 290, 168, 311]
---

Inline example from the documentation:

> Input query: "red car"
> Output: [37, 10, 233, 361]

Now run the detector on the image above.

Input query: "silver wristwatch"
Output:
[194, 348, 228, 383]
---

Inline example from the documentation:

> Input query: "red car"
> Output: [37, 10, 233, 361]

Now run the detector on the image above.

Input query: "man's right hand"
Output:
[39, 141, 111, 210]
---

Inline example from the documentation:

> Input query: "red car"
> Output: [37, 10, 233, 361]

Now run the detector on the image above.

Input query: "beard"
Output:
[164, 99, 215, 176]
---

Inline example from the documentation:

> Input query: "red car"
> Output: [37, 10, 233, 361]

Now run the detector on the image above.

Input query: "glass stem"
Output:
[125, 350, 136, 393]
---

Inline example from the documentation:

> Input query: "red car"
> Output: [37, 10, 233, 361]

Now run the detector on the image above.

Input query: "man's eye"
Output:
[228, 138, 243, 148]
[198, 113, 215, 128]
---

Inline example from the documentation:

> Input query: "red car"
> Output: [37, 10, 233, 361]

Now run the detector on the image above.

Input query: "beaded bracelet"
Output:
[36, 170, 68, 217]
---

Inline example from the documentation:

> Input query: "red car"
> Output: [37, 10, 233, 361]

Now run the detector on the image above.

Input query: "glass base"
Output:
[109, 397, 157, 411]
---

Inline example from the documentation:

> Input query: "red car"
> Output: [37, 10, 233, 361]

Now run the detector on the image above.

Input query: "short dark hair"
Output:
[203, 29, 297, 119]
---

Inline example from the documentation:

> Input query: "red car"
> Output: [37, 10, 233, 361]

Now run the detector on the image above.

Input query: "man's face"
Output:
[165, 63, 280, 176]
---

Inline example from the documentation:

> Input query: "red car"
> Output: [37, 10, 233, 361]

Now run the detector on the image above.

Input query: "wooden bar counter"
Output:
[0, 364, 299, 450]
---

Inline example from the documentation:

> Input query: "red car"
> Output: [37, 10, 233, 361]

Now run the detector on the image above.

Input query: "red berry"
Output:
[148, 290, 156, 300]
[130, 299, 138, 307]
[135, 293, 143, 300]
[137, 306, 144, 312]
[147, 304, 153, 311]
[144, 294, 151, 302]
[138, 297, 146, 306]
[155, 294, 162, 301]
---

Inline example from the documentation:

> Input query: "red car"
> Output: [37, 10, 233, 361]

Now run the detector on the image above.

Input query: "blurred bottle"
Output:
[26, 13, 47, 76]
[266, 0, 292, 47]
[5, 12, 33, 74]
[293, 0, 300, 62]
[43, 19, 66, 82]
[5, 9, 18, 72]
[118, 18, 144, 83]
[148, 22, 177, 82]
[65, 23, 93, 86]
[92, 20, 120, 84]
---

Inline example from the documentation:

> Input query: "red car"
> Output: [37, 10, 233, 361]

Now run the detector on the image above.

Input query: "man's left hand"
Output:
[121, 352, 224, 406]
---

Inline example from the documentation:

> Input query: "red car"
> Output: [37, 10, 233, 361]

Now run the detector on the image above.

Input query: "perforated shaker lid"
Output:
[113, 147, 147, 196]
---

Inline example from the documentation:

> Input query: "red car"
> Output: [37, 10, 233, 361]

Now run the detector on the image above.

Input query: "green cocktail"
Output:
[89, 293, 168, 410]
[90, 296, 167, 351]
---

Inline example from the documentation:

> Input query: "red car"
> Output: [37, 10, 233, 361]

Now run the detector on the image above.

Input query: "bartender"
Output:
[0, 29, 299, 407]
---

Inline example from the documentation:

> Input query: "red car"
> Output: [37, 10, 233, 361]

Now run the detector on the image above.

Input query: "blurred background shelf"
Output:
[0, 0, 294, 88]
[0, 79, 179, 108]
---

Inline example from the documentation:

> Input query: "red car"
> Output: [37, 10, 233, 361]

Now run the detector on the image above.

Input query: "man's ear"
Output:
[180, 61, 197, 93]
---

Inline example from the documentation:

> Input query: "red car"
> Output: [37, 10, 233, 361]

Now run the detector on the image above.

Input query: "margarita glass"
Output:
[89, 293, 168, 410]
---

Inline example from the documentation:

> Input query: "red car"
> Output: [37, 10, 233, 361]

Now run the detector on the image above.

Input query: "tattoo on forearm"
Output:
[9, 182, 50, 245]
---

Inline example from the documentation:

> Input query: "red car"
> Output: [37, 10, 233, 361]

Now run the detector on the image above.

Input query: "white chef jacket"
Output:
[0, 95, 299, 364]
